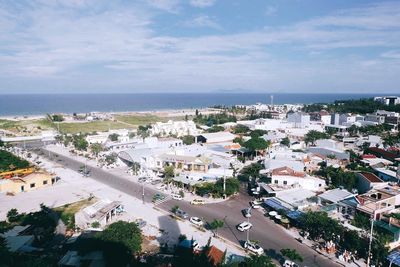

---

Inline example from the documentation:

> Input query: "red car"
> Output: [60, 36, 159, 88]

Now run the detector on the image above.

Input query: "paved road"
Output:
[37, 147, 340, 267]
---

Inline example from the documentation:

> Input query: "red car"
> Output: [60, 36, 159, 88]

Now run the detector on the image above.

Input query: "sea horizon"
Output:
[0, 92, 396, 116]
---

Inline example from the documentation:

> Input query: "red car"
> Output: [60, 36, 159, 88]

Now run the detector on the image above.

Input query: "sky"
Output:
[0, 0, 400, 94]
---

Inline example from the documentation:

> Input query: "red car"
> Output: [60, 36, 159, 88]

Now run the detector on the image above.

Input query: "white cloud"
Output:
[189, 0, 216, 8]
[183, 15, 221, 29]
[146, 0, 180, 13]
[0, 1, 400, 93]
[265, 6, 277, 16]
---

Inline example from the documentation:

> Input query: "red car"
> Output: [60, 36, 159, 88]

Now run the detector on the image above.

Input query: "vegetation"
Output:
[315, 164, 358, 191]
[243, 137, 270, 154]
[164, 165, 175, 179]
[238, 162, 263, 182]
[72, 134, 89, 151]
[54, 198, 97, 230]
[97, 221, 142, 254]
[243, 254, 275, 267]
[180, 135, 195, 145]
[280, 248, 303, 263]
[137, 125, 151, 139]
[207, 125, 225, 133]
[114, 114, 167, 125]
[233, 124, 250, 134]
[0, 150, 30, 172]
[193, 112, 237, 126]
[57, 120, 133, 134]
[280, 137, 290, 147]
[208, 219, 224, 236]
[49, 114, 64, 122]
[108, 133, 119, 141]
[304, 130, 329, 146]
[89, 143, 103, 157]
[195, 178, 240, 198]
[244, 110, 273, 120]
[303, 98, 400, 114]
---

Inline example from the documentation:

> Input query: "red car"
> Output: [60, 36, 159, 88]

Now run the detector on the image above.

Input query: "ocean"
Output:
[0, 93, 381, 116]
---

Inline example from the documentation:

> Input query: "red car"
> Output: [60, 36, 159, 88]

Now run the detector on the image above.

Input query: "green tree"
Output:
[108, 133, 119, 142]
[97, 221, 142, 254]
[181, 135, 195, 145]
[243, 137, 270, 154]
[233, 124, 250, 134]
[0, 139, 4, 147]
[72, 135, 88, 151]
[280, 248, 303, 262]
[207, 125, 225, 133]
[209, 219, 224, 236]
[250, 129, 268, 138]
[131, 162, 141, 175]
[7, 208, 21, 223]
[238, 162, 263, 182]
[299, 211, 343, 241]
[243, 255, 275, 267]
[91, 221, 100, 228]
[164, 165, 175, 179]
[138, 125, 151, 140]
[280, 137, 290, 147]
[304, 130, 329, 146]
[89, 143, 103, 157]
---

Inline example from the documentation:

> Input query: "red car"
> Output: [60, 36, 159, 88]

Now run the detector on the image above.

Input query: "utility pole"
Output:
[246, 215, 250, 242]
[223, 167, 226, 199]
[142, 184, 145, 204]
[367, 212, 376, 267]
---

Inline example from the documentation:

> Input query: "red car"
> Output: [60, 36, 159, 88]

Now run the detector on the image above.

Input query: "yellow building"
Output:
[0, 172, 56, 194]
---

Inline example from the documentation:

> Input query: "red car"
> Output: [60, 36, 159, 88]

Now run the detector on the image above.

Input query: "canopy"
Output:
[268, 211, 278, 216]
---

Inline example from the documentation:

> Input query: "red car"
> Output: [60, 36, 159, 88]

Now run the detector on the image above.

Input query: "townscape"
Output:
[1, 95, 400, 267]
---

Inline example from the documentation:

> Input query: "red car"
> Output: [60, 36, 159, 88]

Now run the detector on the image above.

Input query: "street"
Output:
[37, 147, 340, 267]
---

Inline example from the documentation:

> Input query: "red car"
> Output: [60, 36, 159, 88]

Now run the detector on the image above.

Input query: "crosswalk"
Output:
[153, 195, 172, 206]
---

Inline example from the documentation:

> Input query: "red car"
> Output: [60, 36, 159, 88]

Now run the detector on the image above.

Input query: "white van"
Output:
[171, 193, 183, 200]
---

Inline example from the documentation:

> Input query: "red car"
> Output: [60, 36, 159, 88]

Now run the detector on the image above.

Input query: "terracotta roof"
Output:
[362, 154, 377, 159]
[206, 246, 224, 266]
[359, 172, 383, 183]
[272, 166, 305, 177]
[368, 147, 399, 160]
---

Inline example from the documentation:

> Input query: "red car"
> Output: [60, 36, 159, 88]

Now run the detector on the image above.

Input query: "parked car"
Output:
[138, 177, 147, 183]
[237, 221, 252, 232]
[135, 219, 147, 229]
[243, 241, 263, 255]
[152, 193, 166, 202]
[242, 208, 252, 218]
[157, 184, 167, 190]
[171, 193, 183, 200]
[251, 200, 262, 209]
[190, 199, 206, 205]
[151, 179, 162, 185]
[190, 217, 203, 226]
[283, 260, 299, 267]
[175, 209, 188, 219]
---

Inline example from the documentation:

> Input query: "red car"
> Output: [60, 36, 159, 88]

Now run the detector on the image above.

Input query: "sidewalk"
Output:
[0, 147, 246, 257]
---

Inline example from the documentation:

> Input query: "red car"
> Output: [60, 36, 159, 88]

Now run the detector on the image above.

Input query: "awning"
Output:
[387, 251, 400, 266]
[286, 210, 304, 221]
[264, 198, 290, 212]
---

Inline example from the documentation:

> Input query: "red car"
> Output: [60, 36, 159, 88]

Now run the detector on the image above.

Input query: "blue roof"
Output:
[387, 251, 400, 266]
[286, 210, 304, 221]
[264, 199, 290, 212]
[179, 239, 196, 248]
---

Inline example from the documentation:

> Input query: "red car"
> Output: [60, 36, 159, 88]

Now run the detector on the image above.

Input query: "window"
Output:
[30, 183, 35, 188]
[43, 180, 48, 185]
[283, 181, 287, 185]
[20, 186, 24, 192]
[274, 180, 278, 184]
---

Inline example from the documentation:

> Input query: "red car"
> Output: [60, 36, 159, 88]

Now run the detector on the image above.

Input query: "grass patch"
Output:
[58, 121, 133, 134]
[114, 114, 167, 125]
[0, 118, 55, 133]
[53, 198, 97, 229]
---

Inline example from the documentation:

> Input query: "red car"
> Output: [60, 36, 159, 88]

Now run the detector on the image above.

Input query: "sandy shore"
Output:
[0, 107, 222, 121]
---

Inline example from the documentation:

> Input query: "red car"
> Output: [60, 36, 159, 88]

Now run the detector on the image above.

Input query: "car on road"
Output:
[171, 193, 183, 200]
[241, 208, 252, 218]
[157, 184, 167, 190]
[190, 217, 203, 226]
[135, 219, 147, 229]
[138, 177, 147, 183]
[237, 221, 252, 232]
[151, 179, 162, 185]
[152, 193, 166, 202]
[251, 200, 262, 209]
[243, 241, 263, 255]
[190, 199, 206, 205]
[283, 260, 299, 267]
[175, 209, 188, 219]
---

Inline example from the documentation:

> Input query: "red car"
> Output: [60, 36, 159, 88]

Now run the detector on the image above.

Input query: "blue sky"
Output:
[0, 0, 399, 94]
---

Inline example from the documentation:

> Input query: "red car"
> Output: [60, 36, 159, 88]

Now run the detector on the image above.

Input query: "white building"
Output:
[374, 96, 400, 106]
[197, 132, 236, 144]
[86, 134, 109, 145]
[150, 120, 199, 137]
[287, 112, 310, 128]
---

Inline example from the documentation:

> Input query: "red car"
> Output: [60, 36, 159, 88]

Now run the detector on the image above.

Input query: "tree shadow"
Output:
[265, 248, 285, 264]
[157, 214, 181, 254]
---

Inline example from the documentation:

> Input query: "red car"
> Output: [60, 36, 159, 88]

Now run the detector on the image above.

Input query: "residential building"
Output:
[374, 96, 400, 106]
[0, 172, 56, 194]
[150, 120, 199, 137]
[318, 188, 358, 216]
[287, 112, 311, 128]
[75, 199, 124, 229]
[364, 113, 385, 124]
[356, 186, 400, 219]
[356, 171, 386, 194]
[197, 132, 236, 144]
[86, 134, 109, 145]
[307, 146, 350, 161]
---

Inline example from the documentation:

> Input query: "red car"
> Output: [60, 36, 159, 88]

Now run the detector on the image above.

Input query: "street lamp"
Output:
[366, 212, 376, 267]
